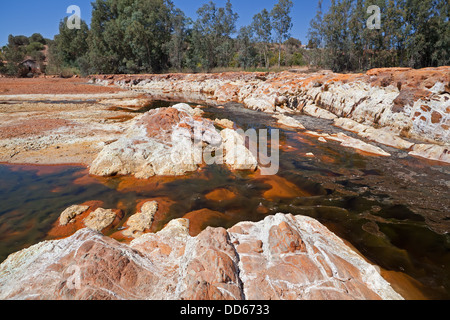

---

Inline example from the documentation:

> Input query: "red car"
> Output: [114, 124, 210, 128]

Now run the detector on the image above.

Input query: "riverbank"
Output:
[0, 69, 449, 300]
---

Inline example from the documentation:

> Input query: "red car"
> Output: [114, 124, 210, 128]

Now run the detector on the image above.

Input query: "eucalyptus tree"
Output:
[252, 8, 272, 69]
[270, 0, 294, 68]
[192, 0, 238, 71]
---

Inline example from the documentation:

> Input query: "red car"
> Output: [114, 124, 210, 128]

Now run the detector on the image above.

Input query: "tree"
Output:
[87, 0, 174, 74]
[308, 0, 324, 49]
[29, 33, 47, 45]
[51, 17, 89, 68]
[2, 35, 28, 76]
[348, 0, 366, 70]
[236, 26, 257, 70]
[252, 8, 272, 69]
[167, 8, 191, 71]
[307, 0, 448, 72]
[270, 0, 293, 67]
[192, 0, 238, 71]
[432, 0, 450, 66]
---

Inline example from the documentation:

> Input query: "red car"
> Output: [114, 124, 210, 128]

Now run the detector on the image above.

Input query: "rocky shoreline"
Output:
[90, 67, 450, 163]
[0, 213, 403, 300]
[0, 69, 448, 300]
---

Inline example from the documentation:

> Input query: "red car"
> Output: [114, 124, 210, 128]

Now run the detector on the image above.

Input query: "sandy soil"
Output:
[0, 77, 125, 95]
[0, 78, 154, 165]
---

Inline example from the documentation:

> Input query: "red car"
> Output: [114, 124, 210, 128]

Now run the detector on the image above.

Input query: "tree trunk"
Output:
[264, 44, 269, 69]
[278, 42, 281, 68]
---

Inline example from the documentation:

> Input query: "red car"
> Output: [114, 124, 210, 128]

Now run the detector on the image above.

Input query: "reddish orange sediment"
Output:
[182, 208, 228, 237]
[205, 188, 237, 202]
[46, 200, 127, 240]
[250, 169, 311, 201]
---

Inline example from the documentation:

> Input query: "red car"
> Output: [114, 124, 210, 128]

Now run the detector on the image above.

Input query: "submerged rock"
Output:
[0, 213, 403, 300]
[304, 130, 392, 157]
[83, 208, 122, 233]
[59, 205, 90, 226]
[273, 114, 305, 129]
[122, 201, 158, 239]
[329, 133, 392, 157]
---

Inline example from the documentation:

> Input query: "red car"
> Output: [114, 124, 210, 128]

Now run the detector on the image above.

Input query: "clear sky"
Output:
[0, 0, 330, 47]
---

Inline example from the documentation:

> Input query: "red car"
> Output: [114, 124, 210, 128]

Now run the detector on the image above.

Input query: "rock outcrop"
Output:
[333, 118, 415, 150]
[90, 67, 449, 163]
[304, 130, 392, 157]
[273, 114, 306, 129]
[0, 213, 403, 300]
[220, 129, 258, 171]
[89, 103, 257, 178]
[83, 208, 123, 233]
[122, 201, 158, 239]
[59, 205, 90, 226]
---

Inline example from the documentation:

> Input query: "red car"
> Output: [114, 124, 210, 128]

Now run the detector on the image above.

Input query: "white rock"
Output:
[59, 205, 90, 226]
[221, 129, 258, 171]
[274, 114, 305, 129]
[409, 144, 450, 163]
[123, 201, 158, 238]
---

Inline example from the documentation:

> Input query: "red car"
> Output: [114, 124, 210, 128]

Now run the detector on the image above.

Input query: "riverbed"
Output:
[0, 94, 449, 299]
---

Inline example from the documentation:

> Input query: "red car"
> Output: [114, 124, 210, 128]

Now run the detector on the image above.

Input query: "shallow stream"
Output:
[0, 98, 449, 299]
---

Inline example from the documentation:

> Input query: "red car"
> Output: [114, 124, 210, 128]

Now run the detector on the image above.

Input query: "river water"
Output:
[0, 98, 449, 299]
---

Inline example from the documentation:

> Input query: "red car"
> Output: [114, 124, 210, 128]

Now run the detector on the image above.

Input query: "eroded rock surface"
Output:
[89, 103, 257, 178]
[59, 205, 90, 226]
[91, 67, 449, 162]
[0, 214, 403, 300]
[122, 201, 158, 239]
[83, 208, 123, 233]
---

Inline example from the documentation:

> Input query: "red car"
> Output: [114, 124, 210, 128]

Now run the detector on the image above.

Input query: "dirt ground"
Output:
[0, 77, 125, 95]
[0, 77, 151, 165]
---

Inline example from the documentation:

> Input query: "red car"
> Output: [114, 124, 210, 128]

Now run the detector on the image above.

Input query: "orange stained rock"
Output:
[111, 196, 176, 241]
[106, 114, 135, 123]
[318, 155, 337, 164]
[142, 197, 175, 233]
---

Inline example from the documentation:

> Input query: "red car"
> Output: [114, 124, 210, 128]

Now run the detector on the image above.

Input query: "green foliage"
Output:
[191, 0, 239, 71]
[252, 8, 272, 68]
[29, 33, 46, 45]
[307, 0, 449, 72]
[236, 26, 258, 70]
[271, 0, 294, 67]
[46, 17, 89, 76]
[3, 0, 447, 76]
[86, 0, 174, 74]
[288, 52, 305, 66]
[26, 42, 45, 55]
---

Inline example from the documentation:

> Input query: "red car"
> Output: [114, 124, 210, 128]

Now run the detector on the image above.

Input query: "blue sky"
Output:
[0, 0, 330, 47]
